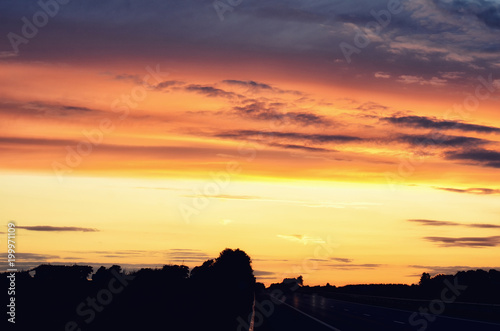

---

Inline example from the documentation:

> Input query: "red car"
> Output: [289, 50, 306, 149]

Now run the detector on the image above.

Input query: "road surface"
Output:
[252, 292, 500, 331]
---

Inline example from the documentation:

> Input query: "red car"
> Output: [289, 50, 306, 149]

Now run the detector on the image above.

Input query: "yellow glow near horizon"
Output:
[1, 173, 498, 286]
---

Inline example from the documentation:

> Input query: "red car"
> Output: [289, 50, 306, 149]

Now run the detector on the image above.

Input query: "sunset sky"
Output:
[1, 0, 500, 286]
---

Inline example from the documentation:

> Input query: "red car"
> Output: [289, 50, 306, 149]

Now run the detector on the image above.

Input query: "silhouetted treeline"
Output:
[295, 269, 500, 304]
[1, 248, 255, 330]
[267, 276, 304, 294]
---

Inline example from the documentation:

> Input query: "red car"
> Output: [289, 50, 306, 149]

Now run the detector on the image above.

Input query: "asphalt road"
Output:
[252, 292, 500, 331]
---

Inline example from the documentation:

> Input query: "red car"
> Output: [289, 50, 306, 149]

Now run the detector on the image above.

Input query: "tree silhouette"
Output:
[189, 248, 256, 330]
[419, 272, 431, 286]
[1, 249, 255, 330]
[33, 264, 93, 283]
[213, 248, 255, 287]
[190, 258, 215, 281]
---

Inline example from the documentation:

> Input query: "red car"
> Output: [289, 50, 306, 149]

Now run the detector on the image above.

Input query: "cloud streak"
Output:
[182, 194, 262, 200]
[223, 79, 303, 95]
[445, 149, 500, 168]
[382, 116, 500, 134]
[16, 226, 99, 232]
[434, 187, 500, 195]
[327, 263, 382, 269]
[408, 219, 500, 229]
[216, 130, 363, 144]
[424, 236, 500, 247]
[312, 257, 354, 263]
[231, 102, 329, 126]
[165, 249, 211, 263]
[396, 134, 490, 148]
[185, 84, 242, 99]
[277, 234, 325, 245]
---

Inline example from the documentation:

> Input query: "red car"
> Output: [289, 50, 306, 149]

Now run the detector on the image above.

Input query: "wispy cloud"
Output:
[16, 226, 99, 232]
[434, 187, 500, 195]
[88, 248, 213, 264]
[331, 257, 354, 263]
[30, 103, 94, 115]
[216, 130, 490, 152]
[89, 250, 148, 256]
[0, 136, 75, 146]
[223, 79, 273, 91]
[397, 75, 447, 86]
[216, 130, 363, 144]
[185, 84, 242, 99]
[0, 252, 60, 261]
[133, 186, 186, 191]
[311, 257, 376, 270]
[396, 134, 490, 148]
[2, 101, 99, 118]
[445, 148, 500, 168]
[409, 219, 461, 227]
[215, 129, 353, 153]
[154, 80, 185, 90]
[267, 142, 330, 152]
[182, 194, 261, 200]
[222, 79, 303, 95]
[0, 51, 18, 58]
[424, 236, 500, 248]
[327, 263, 382, 269]
[231, 102, 329, 126]
[277, 234, 325, 245]
[254, 270, 276, 277]
[382, 116, 500, 134]
[312, 257, 353, 263]
[408, 219, 500, 229]
[354, 101, 389, 111]
[374, 72, 391, 79]
[165, 249, 211, 263]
